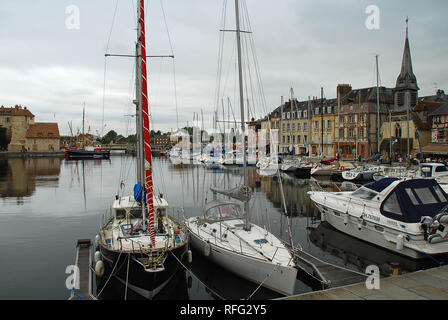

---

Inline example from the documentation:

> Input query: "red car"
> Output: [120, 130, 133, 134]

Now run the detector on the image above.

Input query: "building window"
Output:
[314, 121, 319, 130]
[339, 129, 344, 140]
[349, 129, 354, 138]
[339, 116, 344, 124]
[303, 123, 307, 131]
[349, 115, 353, 123]
[327, 106, 332, 114]
[327, 120, 331, 130]
[297, 123, 301, 131]
[292, 135, 295, 144]
[303, 111, 307, 118]
[287, 112, 290, 119]
[304, 135, 307, 143]
[314, 133, 319, 143]
[327, 134, 332, 143]
[292, 123, 295, 132]
[298, 135, 301, 143]
[282, 124, 285, 132]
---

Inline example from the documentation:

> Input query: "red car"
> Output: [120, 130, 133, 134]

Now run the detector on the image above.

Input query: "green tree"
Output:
[101, 130, 118, 144]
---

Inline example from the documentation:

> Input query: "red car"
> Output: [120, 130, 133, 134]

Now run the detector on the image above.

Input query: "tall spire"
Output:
[395, 16, 418, 91]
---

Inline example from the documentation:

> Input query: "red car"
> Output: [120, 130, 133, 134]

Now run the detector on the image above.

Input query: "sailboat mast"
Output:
[376, 55, 380, 154]
[137, 0, 156, 245]
[234, 0, 250, 231]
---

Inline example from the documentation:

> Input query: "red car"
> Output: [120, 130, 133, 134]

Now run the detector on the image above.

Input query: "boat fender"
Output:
[396, 234, 404, 251]
[357, 220, 363, 231]
[94, 251, 101, 263]
[344, 214, 349, 225]
[204, 242, 211, 257]
[95, 260, 105, 277]
[187, 250, 193, 264]
[341, 166, 344, 171]
[94, 235, 100, 247]
[321, 211, 326, 222]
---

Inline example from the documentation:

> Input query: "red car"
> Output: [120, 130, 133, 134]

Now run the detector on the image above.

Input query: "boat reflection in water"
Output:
[308, 221, 443, 277]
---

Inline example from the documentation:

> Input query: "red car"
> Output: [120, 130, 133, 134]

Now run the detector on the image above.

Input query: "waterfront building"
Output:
[336, 85, 392, 159]
[310, 96, 336, 157]
[0, 105, 60, 152]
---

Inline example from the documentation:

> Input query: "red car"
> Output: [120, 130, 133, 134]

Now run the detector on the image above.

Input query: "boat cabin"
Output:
[421, 163, 448, 178]
[201, 199, 243, 224]
[112, 195, 169, 232]
[358, 178, 448, 223]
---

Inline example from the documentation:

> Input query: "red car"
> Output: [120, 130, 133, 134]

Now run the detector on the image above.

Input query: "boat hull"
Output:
[66, 150, 110, 160]
[98, 243, 188, 299]
[188, 228, 297, 296]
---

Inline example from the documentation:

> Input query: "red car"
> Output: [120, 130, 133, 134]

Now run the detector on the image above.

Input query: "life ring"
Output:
[341, 166, 345, 170]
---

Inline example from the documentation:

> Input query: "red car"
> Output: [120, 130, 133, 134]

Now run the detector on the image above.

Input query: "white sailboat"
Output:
[185, 0, 297, 296]
[95, 0, 188, 299]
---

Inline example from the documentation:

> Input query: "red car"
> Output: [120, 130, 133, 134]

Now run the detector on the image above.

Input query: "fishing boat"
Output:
[185, 0, 297, 296]
[65, 145, 110, 160]
[309, 178, 448, 259]
[94, 0, 188, 299]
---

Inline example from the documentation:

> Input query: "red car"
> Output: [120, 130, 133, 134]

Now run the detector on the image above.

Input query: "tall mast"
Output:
[234, 0, 250, 231]
[137, 0, 156, 245]
[321, 88, 324, 157]
[376, 55, 380, 154]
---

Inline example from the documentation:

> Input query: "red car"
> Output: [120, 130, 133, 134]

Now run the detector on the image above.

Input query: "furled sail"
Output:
[138, 0, 156, 246]
[210, 185, 252, 203]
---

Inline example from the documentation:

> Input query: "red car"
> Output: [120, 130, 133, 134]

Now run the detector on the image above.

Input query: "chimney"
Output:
[337, 84, 352, 98]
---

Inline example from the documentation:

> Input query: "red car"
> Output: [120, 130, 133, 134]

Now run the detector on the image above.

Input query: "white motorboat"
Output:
[341, 165, 382, 182]
[309, 177, 448, 259]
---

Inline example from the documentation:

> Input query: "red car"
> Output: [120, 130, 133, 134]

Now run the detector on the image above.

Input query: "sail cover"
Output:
[210, 185, 252, 203]
[139, 0, 156, 246]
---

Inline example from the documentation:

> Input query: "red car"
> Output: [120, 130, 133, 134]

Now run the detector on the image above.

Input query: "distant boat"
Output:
[65, 145, 110, 160]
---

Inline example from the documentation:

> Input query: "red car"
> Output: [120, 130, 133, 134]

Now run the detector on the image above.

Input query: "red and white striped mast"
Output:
[136, 0, 156, 246]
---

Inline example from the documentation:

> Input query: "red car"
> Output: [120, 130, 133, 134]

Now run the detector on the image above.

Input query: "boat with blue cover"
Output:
[309, 177, 448, 259]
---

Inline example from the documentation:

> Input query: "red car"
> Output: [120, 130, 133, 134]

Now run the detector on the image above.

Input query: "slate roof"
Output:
[429, 103, 448, 117]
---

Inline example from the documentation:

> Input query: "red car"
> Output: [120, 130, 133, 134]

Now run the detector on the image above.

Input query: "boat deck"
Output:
[280, 264, 448, 300]
[68, 239, 96, 300]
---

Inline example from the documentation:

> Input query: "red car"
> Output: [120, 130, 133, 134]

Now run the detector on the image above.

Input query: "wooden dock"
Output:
[68, 239, 96, 300]
[280, 264, 448, 300]
[292, 247, 368, 289]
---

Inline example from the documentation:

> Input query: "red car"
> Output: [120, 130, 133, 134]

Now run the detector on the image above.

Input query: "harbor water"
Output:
[0, 155, 442, 300]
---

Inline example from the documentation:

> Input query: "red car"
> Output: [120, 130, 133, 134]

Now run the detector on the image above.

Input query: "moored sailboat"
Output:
[185, 0, 297, 296]
[94, 0, 188, 299]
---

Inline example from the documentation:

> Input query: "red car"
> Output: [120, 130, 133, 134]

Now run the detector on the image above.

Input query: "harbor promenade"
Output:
[280, 264, 448, 300]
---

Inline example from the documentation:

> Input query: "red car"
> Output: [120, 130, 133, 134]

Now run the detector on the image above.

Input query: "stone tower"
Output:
[393, 17, 419, 112]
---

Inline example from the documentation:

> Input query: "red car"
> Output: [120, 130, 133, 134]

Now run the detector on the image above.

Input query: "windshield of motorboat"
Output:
[205, 203, 242, 222]
[352, 187, 378, 200]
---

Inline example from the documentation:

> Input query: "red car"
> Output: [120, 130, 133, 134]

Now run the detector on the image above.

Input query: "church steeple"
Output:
[394, 17, 419, 110]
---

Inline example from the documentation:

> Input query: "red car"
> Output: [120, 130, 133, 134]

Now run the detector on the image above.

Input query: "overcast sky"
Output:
[0, 0, 447, 137]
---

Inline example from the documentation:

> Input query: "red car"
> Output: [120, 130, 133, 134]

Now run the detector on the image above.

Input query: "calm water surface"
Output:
[0, 155, 442, 300]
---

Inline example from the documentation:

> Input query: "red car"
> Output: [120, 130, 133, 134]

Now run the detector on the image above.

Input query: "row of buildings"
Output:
[252, 22, 448, 161]
[0, 105, 60, 152]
